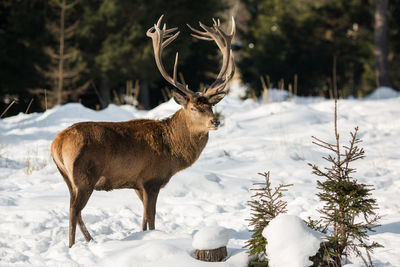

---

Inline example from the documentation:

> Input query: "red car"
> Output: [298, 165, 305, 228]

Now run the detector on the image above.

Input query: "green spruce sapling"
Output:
[244, 171, 292, 263]
[308, 99, 381, 266]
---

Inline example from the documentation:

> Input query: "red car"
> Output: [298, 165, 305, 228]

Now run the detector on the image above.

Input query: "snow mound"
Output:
[366, 87, 400, 99]
[192, 226, 230, 250]
[262, 215, 322, 267]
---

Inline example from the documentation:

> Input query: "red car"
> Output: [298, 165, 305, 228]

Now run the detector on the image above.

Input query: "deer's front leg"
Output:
[135, 189, 148, 231]
[143, 187, 160, 230]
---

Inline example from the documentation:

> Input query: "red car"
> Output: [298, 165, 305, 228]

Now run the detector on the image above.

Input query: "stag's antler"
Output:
[147, 16, 235, 100]
[146, 15, 195, 97]
[187, 17, 236, 97]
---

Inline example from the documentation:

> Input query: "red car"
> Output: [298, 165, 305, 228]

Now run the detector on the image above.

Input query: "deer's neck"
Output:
[164, 109, 209, 167]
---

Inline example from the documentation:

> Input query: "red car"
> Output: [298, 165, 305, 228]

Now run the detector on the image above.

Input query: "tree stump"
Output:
[194, 246, 227, 262]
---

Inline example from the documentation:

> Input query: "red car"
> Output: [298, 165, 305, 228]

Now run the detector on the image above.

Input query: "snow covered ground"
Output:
[0, 85, 399, 266]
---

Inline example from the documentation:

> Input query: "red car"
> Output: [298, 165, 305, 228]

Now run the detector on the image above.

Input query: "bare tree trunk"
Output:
[374, 0, 390, 87]
[139, 81, 151, 109]
[57, 0, 66, 105]
[98, 78, 110, 109]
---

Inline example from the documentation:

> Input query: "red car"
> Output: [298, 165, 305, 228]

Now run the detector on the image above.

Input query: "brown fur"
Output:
[51, 98, 219, 247]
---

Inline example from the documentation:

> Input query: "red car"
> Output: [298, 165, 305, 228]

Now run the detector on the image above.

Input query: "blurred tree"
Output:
[32, 0, 89, 108]
[238, 0, 376, 98]
[76, 0, 228, 109]
[374, 0, 390, 87]
[0, 0, 229, 115]
[388, 0, 400, 90]
[0, 0, 49, 115]
[3, 0, 400, 117]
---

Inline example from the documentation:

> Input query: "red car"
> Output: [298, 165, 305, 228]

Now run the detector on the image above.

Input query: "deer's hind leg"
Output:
[68, 167, 94, 247]
[56, 167, 91, 246]
[78, 213, 92, 242]
[69, 186, 93, 247]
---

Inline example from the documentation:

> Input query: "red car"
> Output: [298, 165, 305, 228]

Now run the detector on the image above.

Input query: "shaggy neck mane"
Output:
[163, 109, 209, 166]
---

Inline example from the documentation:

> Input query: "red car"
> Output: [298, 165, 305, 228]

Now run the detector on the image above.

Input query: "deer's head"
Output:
[147, 15, 235, 131]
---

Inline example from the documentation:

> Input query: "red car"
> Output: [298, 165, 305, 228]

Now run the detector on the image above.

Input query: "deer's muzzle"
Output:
[210, 118, 220, 130]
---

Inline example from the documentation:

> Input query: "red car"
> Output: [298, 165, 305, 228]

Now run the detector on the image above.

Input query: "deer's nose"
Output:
[211, 118, 220, 128]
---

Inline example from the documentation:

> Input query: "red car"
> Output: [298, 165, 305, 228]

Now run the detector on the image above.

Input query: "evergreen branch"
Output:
[64, 21, 79, 37]
[309, 102, 381, 266]
[65, 0, 79, 10]
[312, 141, 338, 152]
[312, 135, 337, 147]
[44, 46, 60, 59]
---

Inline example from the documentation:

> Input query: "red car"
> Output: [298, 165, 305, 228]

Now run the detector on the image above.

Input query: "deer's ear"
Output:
[172, 90, 188, 106]
[207, 93, 226, 105]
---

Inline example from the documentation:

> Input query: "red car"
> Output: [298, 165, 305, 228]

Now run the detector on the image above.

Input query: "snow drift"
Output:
[1, 86, 400, 266]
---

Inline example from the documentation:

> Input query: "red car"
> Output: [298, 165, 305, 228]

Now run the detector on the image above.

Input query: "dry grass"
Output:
[24, 149, 48, 175]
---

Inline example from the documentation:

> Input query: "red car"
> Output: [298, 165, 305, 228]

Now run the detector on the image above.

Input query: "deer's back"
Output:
[51, 118, 207, 191]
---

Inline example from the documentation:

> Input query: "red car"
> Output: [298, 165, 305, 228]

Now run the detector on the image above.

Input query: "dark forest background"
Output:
[1, 0, 399, 117]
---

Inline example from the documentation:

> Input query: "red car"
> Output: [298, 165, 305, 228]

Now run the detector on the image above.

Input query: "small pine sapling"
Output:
[308, 100, 381, 266]
[244, 171, 292, 264]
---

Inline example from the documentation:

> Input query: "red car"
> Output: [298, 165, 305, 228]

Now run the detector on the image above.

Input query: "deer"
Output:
[51, 15, 235, 248]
